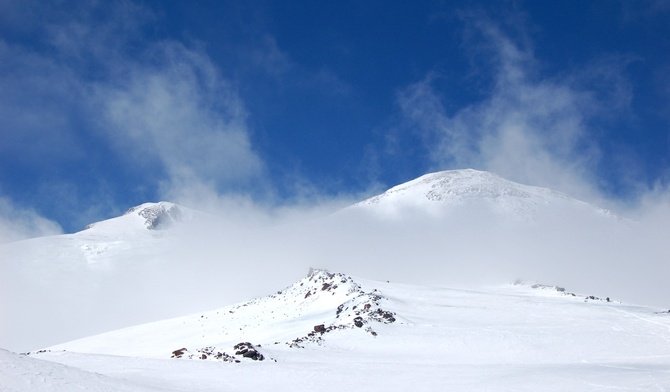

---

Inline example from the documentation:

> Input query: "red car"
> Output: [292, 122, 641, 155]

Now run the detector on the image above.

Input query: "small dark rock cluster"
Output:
[369, 308, 396, 323]
[22, 349, 53, 356]
[234, 342, 264, 361]
[288, 325, 348, 348]
[336, 290, 397, 329]
[197, 347, 238, 362]
[584, 295, 611, 303]
[301, 270, 351, 299]
[287, 272, 399, 348]
[171, 342, 266, 363]
[515, 280, 616, 303]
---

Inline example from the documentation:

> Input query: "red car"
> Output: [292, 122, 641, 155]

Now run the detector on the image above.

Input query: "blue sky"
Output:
[0, 0, 669, 237]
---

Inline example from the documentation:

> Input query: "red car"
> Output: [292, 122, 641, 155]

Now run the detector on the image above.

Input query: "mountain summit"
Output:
[351, 169, 612, 220]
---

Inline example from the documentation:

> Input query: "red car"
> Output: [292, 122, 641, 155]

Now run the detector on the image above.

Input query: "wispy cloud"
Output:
[0, 196, 62, 244]
[0, 1, 269, 232]
[2, 2, 670, 353]
[395, 13, 637, 206]
[97, 41, 264, 193]
[383, 9, 670, 308]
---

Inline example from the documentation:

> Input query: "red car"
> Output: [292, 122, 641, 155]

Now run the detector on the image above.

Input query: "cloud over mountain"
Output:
[3, 170, 668, 354]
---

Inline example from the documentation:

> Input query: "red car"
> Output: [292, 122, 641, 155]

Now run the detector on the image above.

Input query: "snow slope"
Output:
[12, 269, 670, 391]
[0, 349, 163, 392]
[46, 269, 397, 357]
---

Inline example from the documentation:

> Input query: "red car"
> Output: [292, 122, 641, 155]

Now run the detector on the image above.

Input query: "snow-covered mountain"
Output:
[349, 169, 616, 221]
[13, 201, 201, 265]
[0, 169, 654, 357]
[2, 169, 670, 390]
[0, 201, 211, 352]
[8, 269, 670, 391]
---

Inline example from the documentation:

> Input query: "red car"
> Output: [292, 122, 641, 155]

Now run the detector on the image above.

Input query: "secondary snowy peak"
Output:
[352, 169, 610, 219]
[83, 201, 193, 232]
[124, 201, 187, 230]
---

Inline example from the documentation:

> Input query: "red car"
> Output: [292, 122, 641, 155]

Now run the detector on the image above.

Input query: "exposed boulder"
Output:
[171, 343, 267, 363]
[234, 342, 264, 361]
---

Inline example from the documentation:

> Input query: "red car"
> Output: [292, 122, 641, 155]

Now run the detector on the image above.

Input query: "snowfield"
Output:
[4, 270, 670, 391]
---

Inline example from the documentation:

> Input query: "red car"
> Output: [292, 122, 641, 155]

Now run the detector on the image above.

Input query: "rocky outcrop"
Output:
[286, 269, 398, 348]
[513, 279, 617, 303]
[171, 342, 267, 363]
[234, 342, 264, 361]
[167, 269, 401, 358]
[128, 202, 185, 230]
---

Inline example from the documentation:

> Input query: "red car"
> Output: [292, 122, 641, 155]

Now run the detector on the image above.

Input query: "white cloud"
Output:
[396, 16, 630, 206]
[249, 35, 294, 77]
[0, 1, 267, 223]
[97, 41, 264, 193]
[387, 13, 670, 307]
[0, 196, 63, 244]
[3, 3, 670, 352]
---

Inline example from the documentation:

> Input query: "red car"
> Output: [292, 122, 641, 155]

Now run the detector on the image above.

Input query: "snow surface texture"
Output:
[0, 349, 163, 392]
[7, 269, 670, 391]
